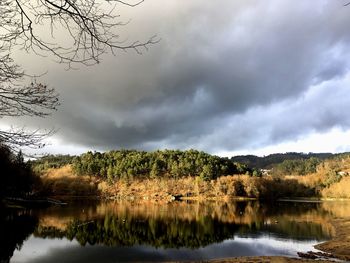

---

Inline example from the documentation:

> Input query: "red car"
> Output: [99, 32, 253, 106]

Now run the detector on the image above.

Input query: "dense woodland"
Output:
[269, 157, 322, 176]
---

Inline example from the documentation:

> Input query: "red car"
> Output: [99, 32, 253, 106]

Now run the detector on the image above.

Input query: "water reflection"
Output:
[12, 237, 319, 263]
[4, 200, 344, 262]
[0, 207, 38, 263]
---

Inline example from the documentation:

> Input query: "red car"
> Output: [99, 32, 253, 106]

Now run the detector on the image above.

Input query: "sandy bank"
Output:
[315, 217, 350, 261]
[169, 256, 338, 262]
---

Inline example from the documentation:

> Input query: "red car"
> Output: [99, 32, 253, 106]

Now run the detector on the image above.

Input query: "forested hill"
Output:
[231, 152, 334, 169]
[72, 150, 251, 181]
[30, 150, 252, 181]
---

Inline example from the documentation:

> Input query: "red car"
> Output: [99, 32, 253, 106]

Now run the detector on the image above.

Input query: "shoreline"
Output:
[45, 194, 350, 203]
[315, 217, 350, 261]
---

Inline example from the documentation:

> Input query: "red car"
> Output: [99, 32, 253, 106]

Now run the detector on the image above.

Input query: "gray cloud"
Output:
[3, 0, 350, 154]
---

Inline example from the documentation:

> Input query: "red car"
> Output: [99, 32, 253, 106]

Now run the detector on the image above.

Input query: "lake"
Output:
[2, 200, 345, 263]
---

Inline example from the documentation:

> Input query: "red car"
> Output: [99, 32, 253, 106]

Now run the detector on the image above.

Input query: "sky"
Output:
[3, 0, 350, 157]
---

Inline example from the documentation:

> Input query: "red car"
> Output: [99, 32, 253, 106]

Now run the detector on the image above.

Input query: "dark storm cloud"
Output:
[4, 0, 350, 153]
[200, 75, 350, 152]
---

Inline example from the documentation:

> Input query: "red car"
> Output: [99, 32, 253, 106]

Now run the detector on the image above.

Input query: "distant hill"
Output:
[30, 150, 252, 180]
[231, 152, 334, 169]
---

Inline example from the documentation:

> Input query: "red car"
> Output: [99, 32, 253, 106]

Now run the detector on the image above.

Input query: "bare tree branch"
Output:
[0, 50, 59, 152]
[0, 81, 59, 118]
[0, 0, 156, 151]
[1, 0, 158, 66]
[0, 127, 56, 152]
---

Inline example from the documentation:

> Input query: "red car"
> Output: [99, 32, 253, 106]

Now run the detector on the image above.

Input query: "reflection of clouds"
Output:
[11, 237, 79, 263]
[11, 235, 319, 263]
[13, 243, 167, 263]
[230, 237, 319, 256]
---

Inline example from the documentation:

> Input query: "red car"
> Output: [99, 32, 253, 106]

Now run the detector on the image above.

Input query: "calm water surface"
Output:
[1, 200, 345, 262]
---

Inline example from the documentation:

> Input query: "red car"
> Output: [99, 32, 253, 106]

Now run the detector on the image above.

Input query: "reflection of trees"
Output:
[0, 201, 339, 263]
[262, 220, 328, 241]
[36, 215, 238, 248]
[0, 208, 38, 263]
[34, 201, 331, 249]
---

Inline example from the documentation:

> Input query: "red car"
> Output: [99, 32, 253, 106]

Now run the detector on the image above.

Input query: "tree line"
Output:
[72, 149, 251, 181]
[270, 157, 321, 176]
[29, 154, 75, 175]
[231, 152, 333, 169]
[0, 145, 39, 198]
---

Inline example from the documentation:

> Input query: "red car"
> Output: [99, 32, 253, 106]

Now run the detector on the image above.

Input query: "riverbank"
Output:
[206, 256, 337, 262]
[315, 217, 350, 261]
[38, 165, 350, 202]
[40, 165, 319, 201]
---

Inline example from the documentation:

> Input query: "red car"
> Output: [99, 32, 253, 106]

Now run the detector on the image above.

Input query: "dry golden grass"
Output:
[284, 156, 350, 199]
[40, 165, 99, 197]
[285, 173, 325, 188]
[40, 156, 350, 201]
[93, 174, 317, 201]
[42, 165, 76, 179]
[321, 177, 350, 199]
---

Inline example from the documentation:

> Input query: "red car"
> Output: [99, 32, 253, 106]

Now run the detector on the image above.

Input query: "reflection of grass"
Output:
[34, 200, 335, 248]
[35, 199, 344, 248]
[36, 200, 338, 243]
[322, 201, 350, 218]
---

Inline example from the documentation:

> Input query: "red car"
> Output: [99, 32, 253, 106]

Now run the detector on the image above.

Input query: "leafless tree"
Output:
[0, 0, 157, 151]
